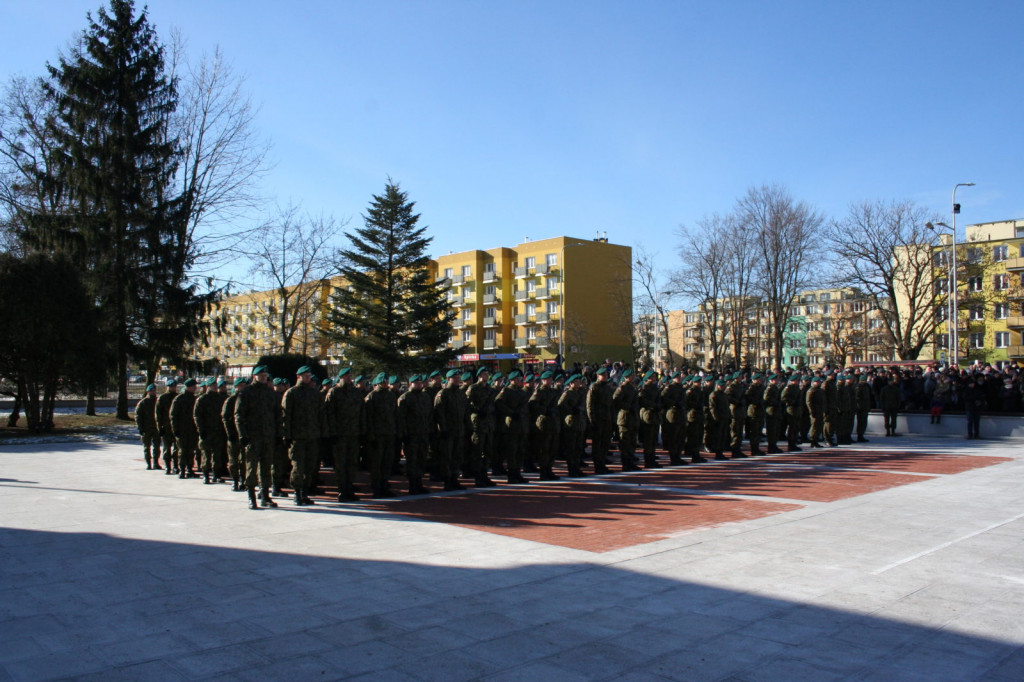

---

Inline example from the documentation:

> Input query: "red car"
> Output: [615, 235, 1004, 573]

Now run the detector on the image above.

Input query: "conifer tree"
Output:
[325, 181, 455, 374]
[38, 0, 210, 418]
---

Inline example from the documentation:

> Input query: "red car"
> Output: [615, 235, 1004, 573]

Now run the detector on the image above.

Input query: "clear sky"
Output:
[3, 0, 1022, 287]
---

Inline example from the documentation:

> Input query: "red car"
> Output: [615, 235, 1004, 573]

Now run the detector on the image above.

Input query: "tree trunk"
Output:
[5, 391, 21, 428]
[86, 387, 96, 417]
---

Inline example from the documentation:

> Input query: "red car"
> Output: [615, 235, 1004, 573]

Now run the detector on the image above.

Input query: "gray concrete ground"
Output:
[1, 435, 1023, 681]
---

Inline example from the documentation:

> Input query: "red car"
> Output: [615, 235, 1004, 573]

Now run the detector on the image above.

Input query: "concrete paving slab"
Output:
[2, 435, 1024, 680]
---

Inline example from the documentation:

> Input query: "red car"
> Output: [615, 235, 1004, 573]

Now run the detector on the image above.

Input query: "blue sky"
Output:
[3, 0, 1021, 287]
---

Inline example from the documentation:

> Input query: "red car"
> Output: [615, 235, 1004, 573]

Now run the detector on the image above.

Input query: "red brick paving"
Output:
[363, 483, 801, 553]
[607, 465, 933, 502]
[295, 447, 1010, 553]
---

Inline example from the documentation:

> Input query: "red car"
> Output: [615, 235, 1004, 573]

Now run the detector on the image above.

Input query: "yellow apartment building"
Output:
[929, 219, 1024, 369]
[195, 235, 633, 372]
[433, 236, 633, 368]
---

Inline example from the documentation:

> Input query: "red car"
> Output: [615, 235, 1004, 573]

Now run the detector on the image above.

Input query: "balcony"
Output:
[484, 339, 498, 350]
[514, 267, 528, 278]
[1004, 257, 1024, 272]
[535, 263, 549, 275]
[483, 316, 499, 328]
[535, 287, 550, 299]
[515, 337, 531, 348]
[453, 319, 466, 330]
[514, 314, 530, 325]
[535, 336, 553, 348]
[449, 296, 463, 307]
[535, 312, 549, 323]
[452, 274, 466, 285]
[456, 296, 473, 307]
[1007, 316, 1024, 328]
[515, 290, 528, 301]
[483, 294, 498, 305]
[1008, 345, 1024, 358]
[452, 340, 466, 350]
[434, 276, 450, 286]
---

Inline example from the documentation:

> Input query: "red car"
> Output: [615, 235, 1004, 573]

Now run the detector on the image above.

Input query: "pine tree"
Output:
[325, 181, 455, 374]
[38, 0, 209, 418]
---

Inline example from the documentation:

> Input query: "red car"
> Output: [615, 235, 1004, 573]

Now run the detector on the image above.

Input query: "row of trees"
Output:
[652, 186, 949, 372]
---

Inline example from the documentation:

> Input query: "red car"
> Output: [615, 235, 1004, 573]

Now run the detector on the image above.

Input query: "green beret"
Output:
[477, 367, 490, 376]
[372, 372, 386, 386]
[491, 371, 504, 381]
[145, 383, 156, 392]
[507, 370, 521, 380]
[389, 375, 398, 385]
[644, 370, 656, 381]
[715, 379, 726, 386]
[296, 365, 313, 375]
[621, 369, 634, 378]
[460, 371, 473, 382]
[216, 378, 227, 386]
[568, 373, 582, 383]
[811, 376, 823, 383]
[596, 366, 609, 375]
[233, 377, 247, 387]
[445, 368, 460, 379]
[166, 379, 177, 387]
[354, 375, 365, 384]
[429, 369, 442, 378]
[670, 371, 680, 379]
[540, 370, 554, 379]
[252, 365, 269, 376]
[273, 377, 287, 386]
[184, 378, 198, 387]
[337, 367, 352, 378]
[321, 378, 333, 386]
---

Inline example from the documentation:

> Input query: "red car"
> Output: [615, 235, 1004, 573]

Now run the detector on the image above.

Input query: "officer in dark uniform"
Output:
[195, 378, 228, 484]
[324, 368, 364, 502]
[495, 370, 530, 483]
[638, 370, 663, 469]
[397, 374, 433, 495]
[709, 379, 731, 460]
[282, 365, 323, 505]
[434, 369, 467, 491]
[135, 383, 160, 470]
[585, 366, 615, 474]
[364, 372, 397, 498]
[806, 375, 825, 448]
[684, 377, 708, 463]
[745, 373, 766, 456]
[156, 380, 178, 474]
[235, 366, 279, 509]
[612, 369, 640, 471]
[466, 367, 497, 487]
[781, 375, 803, 452]
[660, 372, 686, 465]
[558, 373, 588, 477]
[222, 377, 247, 491]
[528, 370, 562, 480]
[171, 378, 200, 478]
[854, 374, 872, 442]
[762, 374, 784, 454]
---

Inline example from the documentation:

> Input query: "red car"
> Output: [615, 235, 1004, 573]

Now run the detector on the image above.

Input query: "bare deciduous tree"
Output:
[671, 216, 732, 371]
[246, 205, 345, 355]
[740, 184, 823, 371]
[825, 200, 941, 360]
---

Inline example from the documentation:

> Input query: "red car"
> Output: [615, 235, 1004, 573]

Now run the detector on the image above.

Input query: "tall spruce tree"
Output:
[325, 181, 455, 374]
[38, 0, 207, 418]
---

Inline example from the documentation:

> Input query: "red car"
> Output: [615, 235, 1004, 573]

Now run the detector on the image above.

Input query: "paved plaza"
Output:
[1, 434, 1024, 681]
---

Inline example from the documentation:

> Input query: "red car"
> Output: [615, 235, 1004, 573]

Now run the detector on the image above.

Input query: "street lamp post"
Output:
[950, 183, 975, 367]
[927, 221, 957, 365]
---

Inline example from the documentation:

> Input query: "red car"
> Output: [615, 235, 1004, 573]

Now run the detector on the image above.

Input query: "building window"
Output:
[462, 265, 471, 277]
[967, 276, 983, 292]
[966, 248, 982, 264]
[484, 262, 495, 274]
[526, 326, 537, 340]
[547, 301, 557, 314]
[805, 305, 817, 315]
[526, 302, 537, 317]
[462, 330, 472, 343]
[444, 267, 454, 279]
[995, 332, 1010, 348]
[822, 320, 832, 331]
[525, 256, 536, 269]
[546, 253, 557, 267]
[819, 292, 831, 301]
[969, 333, 984, 348]
[462, 308, 472, 321]
[994, 245, 1008, 262]
[485, 328, 496, 342]
[969, 306, 984, 320]
[934, 278, 948, 294]
[994, 274, 1009, 290]
[526, 279, 536, 294]
[789, 323, 801, 333]
[995, 303, 1010, 319]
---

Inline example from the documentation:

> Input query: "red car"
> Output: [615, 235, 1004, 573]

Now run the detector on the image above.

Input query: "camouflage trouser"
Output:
[764, 415, 782, 450]
[273, 439, 290, 487]
[244, 437, 273, 490]
[824, 411, 838, 443]
[366, 433, 394, 493]
[227, 439, 243, 480]
[403, 434, 429, 482]
[160, 430, 178, 470]
[176, 434, 198, 472]
[332, 434, 360, 496]
[809, 413, 824, 444]
[501, 430, 526, 474]
[200, 436, 226, 475]
[590, 422, 613, 467]
[469, 427, 493, 476]
[617, 426, 636, 466]
[140, 431, 160, 466]
[288, 438, 319, 495]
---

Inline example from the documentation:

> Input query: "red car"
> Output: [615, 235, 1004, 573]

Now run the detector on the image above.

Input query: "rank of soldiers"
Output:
[134, 364, 874, 510]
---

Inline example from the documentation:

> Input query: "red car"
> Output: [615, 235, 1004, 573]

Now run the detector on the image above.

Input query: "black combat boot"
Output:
[260, 489, 278, 508]
[203, 471, 211, 484]
[247, 488, 259, 510]
[303, 490, 315, 505]
[644, 455, 663, 469]
[475, 473, 496, 488]
[691, 454, 708, 464]
[271, 484, 288, 498]
[538, 467, 561, 481]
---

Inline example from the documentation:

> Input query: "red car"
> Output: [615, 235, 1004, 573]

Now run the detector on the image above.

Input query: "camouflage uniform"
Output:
[134, 392, 160, 469]
[170, 388, 199, 477]
[324, 379, 365, 502]
[282, 378, 323, 505]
